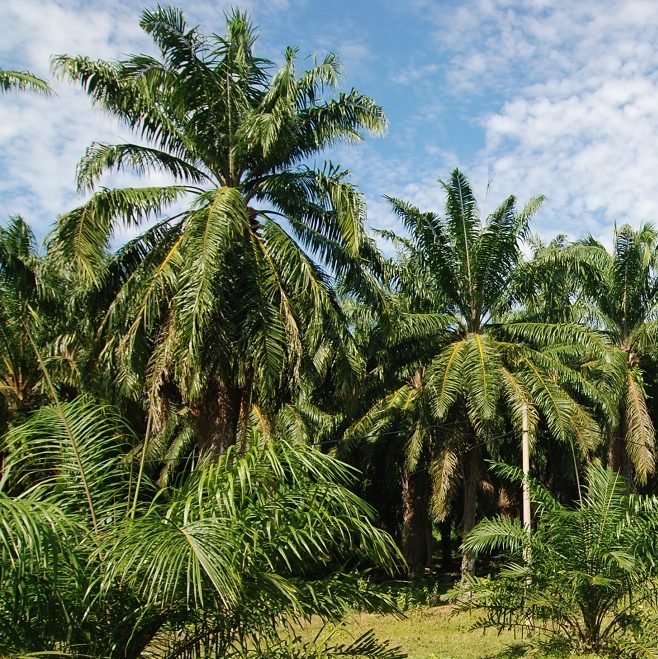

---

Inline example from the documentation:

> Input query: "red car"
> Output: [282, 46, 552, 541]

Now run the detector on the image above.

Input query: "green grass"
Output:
[299, 606, 603, 658]
[323, 606, 520, 658]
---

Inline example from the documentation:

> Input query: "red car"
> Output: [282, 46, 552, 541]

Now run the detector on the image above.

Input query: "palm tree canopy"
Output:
[49, 7, 387, 451]
[386, 170, 606, 449]
[388, 169, 543, 333]
[560, 224, 658, 482]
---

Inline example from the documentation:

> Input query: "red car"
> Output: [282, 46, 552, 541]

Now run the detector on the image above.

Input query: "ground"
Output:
[300, 605, 604, 658]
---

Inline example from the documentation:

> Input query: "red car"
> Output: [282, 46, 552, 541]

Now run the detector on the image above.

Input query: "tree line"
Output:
[2, 7, 658, 657]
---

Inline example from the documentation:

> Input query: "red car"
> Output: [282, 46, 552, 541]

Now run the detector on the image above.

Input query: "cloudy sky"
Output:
[2, 0, 658, 247]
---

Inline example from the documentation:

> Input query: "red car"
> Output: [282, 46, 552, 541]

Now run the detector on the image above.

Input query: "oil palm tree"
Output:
[377, 170, 611, 579]
[0, 217, 55, 427]
[49, 6, 386, 455]
[572, 224, 658, 485]
[331, 282, 449, 578]
[0, 391, 403, 657]
[459, 462, 658, 656]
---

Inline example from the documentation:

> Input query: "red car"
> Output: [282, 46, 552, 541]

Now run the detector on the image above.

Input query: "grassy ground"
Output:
[309, 606, 522, 658]
[296, 577, 602, 658]
[301, 606, 602, 658]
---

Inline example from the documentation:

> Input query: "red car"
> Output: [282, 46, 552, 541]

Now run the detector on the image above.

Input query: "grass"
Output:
[294, 578, 603, 658]
[300, 606, 604, 658]
[309, 606, 521, 658]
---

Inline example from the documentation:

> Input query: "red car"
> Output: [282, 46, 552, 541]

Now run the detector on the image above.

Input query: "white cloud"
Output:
[405, 0, 658, 242]
[0, 0, 297, 238]
[5, 0, 658, 253]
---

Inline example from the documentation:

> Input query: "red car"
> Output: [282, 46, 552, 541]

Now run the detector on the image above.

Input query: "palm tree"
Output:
[571, 224, 658, 485]
[460, 462, 658, 656]
[0, 217, 54, 428]
[331, 283, 450, 578]
[380, 169, 609, 579]
[49, 7, 386, 456]
[0, 392, 403, 657]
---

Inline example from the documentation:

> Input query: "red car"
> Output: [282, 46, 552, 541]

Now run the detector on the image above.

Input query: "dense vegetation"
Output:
[3, 7, 658, 658]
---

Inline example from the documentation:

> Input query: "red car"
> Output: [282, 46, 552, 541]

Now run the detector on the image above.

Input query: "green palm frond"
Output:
[103, 435, 401, 612]
[0, 69, 51, 94]
[172, 187, 248, 373]
[430, 445, 460, 521]
[0, 494, 73, 567]
[461, 515, 527, 555]
[2, 397, 138, 523]
[426, 339, 468, 420]
[500, 367, 538, 437]
[462, 333, 502, 422]
[441, 169, 478, 302]
[458, 463, 658, 654]
[76, 142, 211, 192]
[51, 186, 189, 286]
[518, 357, 599, 452]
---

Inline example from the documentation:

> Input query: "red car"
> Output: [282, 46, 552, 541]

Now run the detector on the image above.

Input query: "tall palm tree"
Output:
[0, 217, 56, 428]
[50, 7, 386, 455]
[572, 224, 658, 484]
[331, 281, 449, 578]
[379, 170, 609, 579]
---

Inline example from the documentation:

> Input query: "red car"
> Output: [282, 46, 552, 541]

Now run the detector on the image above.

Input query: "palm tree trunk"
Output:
[401, 467, 432, 579]
[439, 518, 453, 571]
[608, 414, 633, 485]
[460, 442, 481, 583]
[191, 379, 241, 456]
[237, 366, 254, 454]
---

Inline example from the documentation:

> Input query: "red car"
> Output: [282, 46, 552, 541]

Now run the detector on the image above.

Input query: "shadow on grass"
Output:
[482, 644, 530, 658]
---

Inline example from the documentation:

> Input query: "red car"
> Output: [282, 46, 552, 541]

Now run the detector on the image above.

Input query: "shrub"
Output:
[451, 462, 658, 657]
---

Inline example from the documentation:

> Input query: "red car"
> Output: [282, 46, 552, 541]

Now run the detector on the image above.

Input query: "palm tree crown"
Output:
[383, 170, 606, 577]
[577, 224, 658, 483]
[50, 7, 386, 455]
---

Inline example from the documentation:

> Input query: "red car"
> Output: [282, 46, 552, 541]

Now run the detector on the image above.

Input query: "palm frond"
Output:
[624, 369, 655, 483]
[0, 69, 51, 94]
[76, 142, 211, 192]
[50, 186, 188, 286]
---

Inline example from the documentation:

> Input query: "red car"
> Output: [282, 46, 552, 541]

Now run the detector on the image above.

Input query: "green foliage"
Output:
[0, 216, 63, 428]
[246, 629, 406, 658]
[453, 463, 658, 657]
[0, 397, 402, 658]
[48, 6, 386, 459]
[346, 169, 606, 580]
[518, 225, 658, 483]
[377, 579, 448, 612]
[0, 69, 51, 94]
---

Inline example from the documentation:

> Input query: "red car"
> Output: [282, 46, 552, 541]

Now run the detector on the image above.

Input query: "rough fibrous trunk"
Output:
[191, 380, 241, 456]
[608, 414, 633, 486]
[401, 467, 432, 579]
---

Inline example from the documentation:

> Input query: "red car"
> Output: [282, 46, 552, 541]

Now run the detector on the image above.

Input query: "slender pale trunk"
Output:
[522, 403, 531, 536]
[460, 442, 481, 583]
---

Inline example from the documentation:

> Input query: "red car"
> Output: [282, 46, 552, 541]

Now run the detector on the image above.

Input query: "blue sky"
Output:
[3, 0, 658, 248]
